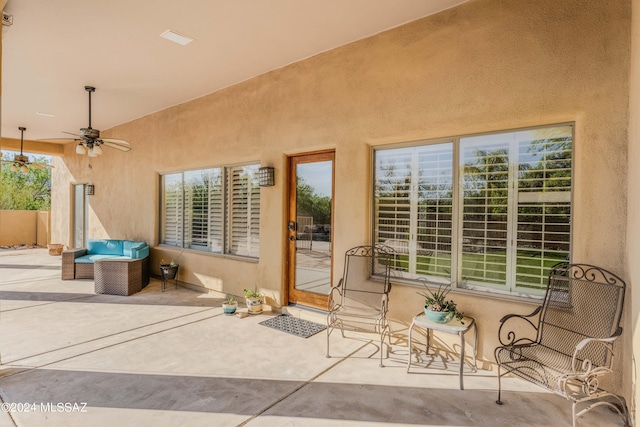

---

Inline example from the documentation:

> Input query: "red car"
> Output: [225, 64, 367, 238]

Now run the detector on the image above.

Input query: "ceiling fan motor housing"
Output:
[15, 154, 29, 163]
[80, 127, 100, 139]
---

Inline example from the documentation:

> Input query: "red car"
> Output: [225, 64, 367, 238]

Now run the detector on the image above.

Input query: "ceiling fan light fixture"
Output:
[76, 143, 86, 154]
[10, 164, 18, 172]
[93, 144, 103, 156]
[87, 147, 98, 157]
[20, 165, 29, 173]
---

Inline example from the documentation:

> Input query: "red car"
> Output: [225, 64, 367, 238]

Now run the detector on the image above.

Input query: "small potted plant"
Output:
[222, 294, 238, 314]
[243, 288, 264, 315]
[417, 281, 464, 324]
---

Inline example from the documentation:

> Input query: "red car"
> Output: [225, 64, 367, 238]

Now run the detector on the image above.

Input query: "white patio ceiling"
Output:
[1, 0, 467, 143]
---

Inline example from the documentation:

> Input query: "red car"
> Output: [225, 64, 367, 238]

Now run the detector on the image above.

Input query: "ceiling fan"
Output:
[1, 127, 54, 172]
[57, 86, 132, 157]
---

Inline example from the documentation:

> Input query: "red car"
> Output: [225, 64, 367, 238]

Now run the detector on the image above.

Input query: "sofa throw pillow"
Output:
[86, 239, 124, 256]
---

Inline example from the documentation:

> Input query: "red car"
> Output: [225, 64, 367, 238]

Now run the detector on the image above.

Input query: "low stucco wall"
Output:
[50, 0, 633, 408]
[0, 210, 50, 246]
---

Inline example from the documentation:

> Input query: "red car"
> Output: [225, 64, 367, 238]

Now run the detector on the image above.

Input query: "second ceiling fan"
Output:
[62, 86, 132, 157]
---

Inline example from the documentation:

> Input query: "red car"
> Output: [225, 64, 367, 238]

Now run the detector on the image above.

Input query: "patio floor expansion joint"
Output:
[236, 340, 372, 427]
[0, 307, 224, 374]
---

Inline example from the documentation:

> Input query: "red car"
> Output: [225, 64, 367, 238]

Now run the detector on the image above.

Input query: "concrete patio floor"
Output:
[0, 249, 625, 426]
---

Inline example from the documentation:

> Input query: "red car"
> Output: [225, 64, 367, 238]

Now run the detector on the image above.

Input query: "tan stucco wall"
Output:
[629, 0, 640, 422]
[51, 0, 633, 404]
[0, 210, 47, 246]
[0, 210, 51, 246]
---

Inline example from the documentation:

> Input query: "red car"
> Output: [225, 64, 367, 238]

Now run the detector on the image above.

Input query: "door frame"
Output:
[286, 150, 335, 310]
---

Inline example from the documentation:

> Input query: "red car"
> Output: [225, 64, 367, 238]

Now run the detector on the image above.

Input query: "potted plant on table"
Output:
[243, 288, 264, 315]
[418, 282, 464, 324]
[222, 294, 238, 314]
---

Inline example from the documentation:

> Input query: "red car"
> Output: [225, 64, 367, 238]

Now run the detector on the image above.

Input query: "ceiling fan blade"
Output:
[102, 141, 132, 152]
[30, 162, 54, 169]
[100, 138, 130, 145]
[38, 137, 78, 142]
[62, 131, 85, 138]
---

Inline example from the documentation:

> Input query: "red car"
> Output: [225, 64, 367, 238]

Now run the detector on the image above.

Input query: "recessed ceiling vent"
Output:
[160, 29, 193, 46]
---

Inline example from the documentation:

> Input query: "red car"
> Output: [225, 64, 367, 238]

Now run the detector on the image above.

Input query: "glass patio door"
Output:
[287, 151, 334, 310]
[73, 184, 88, 248]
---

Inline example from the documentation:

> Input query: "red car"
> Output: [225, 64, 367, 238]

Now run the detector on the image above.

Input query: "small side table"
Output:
[406, 313, 477, 390]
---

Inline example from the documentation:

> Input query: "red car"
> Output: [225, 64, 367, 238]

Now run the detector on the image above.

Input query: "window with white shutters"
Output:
[374, 124, 572, 298]
[160, 163, 260, 259]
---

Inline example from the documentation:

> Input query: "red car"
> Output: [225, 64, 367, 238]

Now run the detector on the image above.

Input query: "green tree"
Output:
[0, 153, 52, 210]
[296, 177, 331, 225]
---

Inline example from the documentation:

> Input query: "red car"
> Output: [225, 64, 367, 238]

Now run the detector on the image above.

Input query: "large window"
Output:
[160, 164, 260, 258]
[374, 124, 572, 297]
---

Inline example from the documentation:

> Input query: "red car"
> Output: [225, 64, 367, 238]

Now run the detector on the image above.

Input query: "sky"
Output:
[297, 160, 332, 197]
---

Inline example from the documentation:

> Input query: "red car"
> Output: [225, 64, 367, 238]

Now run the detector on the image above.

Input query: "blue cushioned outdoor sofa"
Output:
[62, 239, 150, 295]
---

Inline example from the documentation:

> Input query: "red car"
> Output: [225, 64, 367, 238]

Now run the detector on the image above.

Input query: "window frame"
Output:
[372, 123, 574, 300]
[159, 162, 261, 260]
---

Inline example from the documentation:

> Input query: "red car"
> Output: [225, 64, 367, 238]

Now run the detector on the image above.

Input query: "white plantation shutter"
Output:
[375, 147, 411, 249]
[460, 141, 509, 287]
[208, 168, 224, 253]
[416, 144, 453, 279]
[184, 170, 209, 250]
[228, 165, 260, 257]
[161, 173, 183, 247]
[249, 170, 261, 255]
[374, 143, 453, 281]
[515, 130, 572, 291]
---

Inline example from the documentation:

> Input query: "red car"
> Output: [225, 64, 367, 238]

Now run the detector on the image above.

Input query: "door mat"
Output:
[259, 315, 326, 338]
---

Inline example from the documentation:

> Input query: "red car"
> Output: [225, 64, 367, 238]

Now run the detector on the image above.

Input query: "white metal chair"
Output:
[326, 245, 393, 367]
[495, 263, 630, 426]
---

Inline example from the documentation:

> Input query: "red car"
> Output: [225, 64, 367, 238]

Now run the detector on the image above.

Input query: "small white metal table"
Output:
[406, 313, 477, 390]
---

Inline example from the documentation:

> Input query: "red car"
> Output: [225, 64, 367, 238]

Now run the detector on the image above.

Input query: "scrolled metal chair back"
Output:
[539, 263, 625, 367]
[339, 245, 393, 309]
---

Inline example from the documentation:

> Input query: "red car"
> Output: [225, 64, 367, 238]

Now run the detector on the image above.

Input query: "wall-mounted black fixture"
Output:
[258, 166, 275, 187]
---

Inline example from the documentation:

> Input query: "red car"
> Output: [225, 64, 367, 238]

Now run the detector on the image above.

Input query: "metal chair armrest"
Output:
[327, 279, 344, 310]
[498, 305, 542, 323]
[571, 330, 621, 374]
[497, 306, 542, 346]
